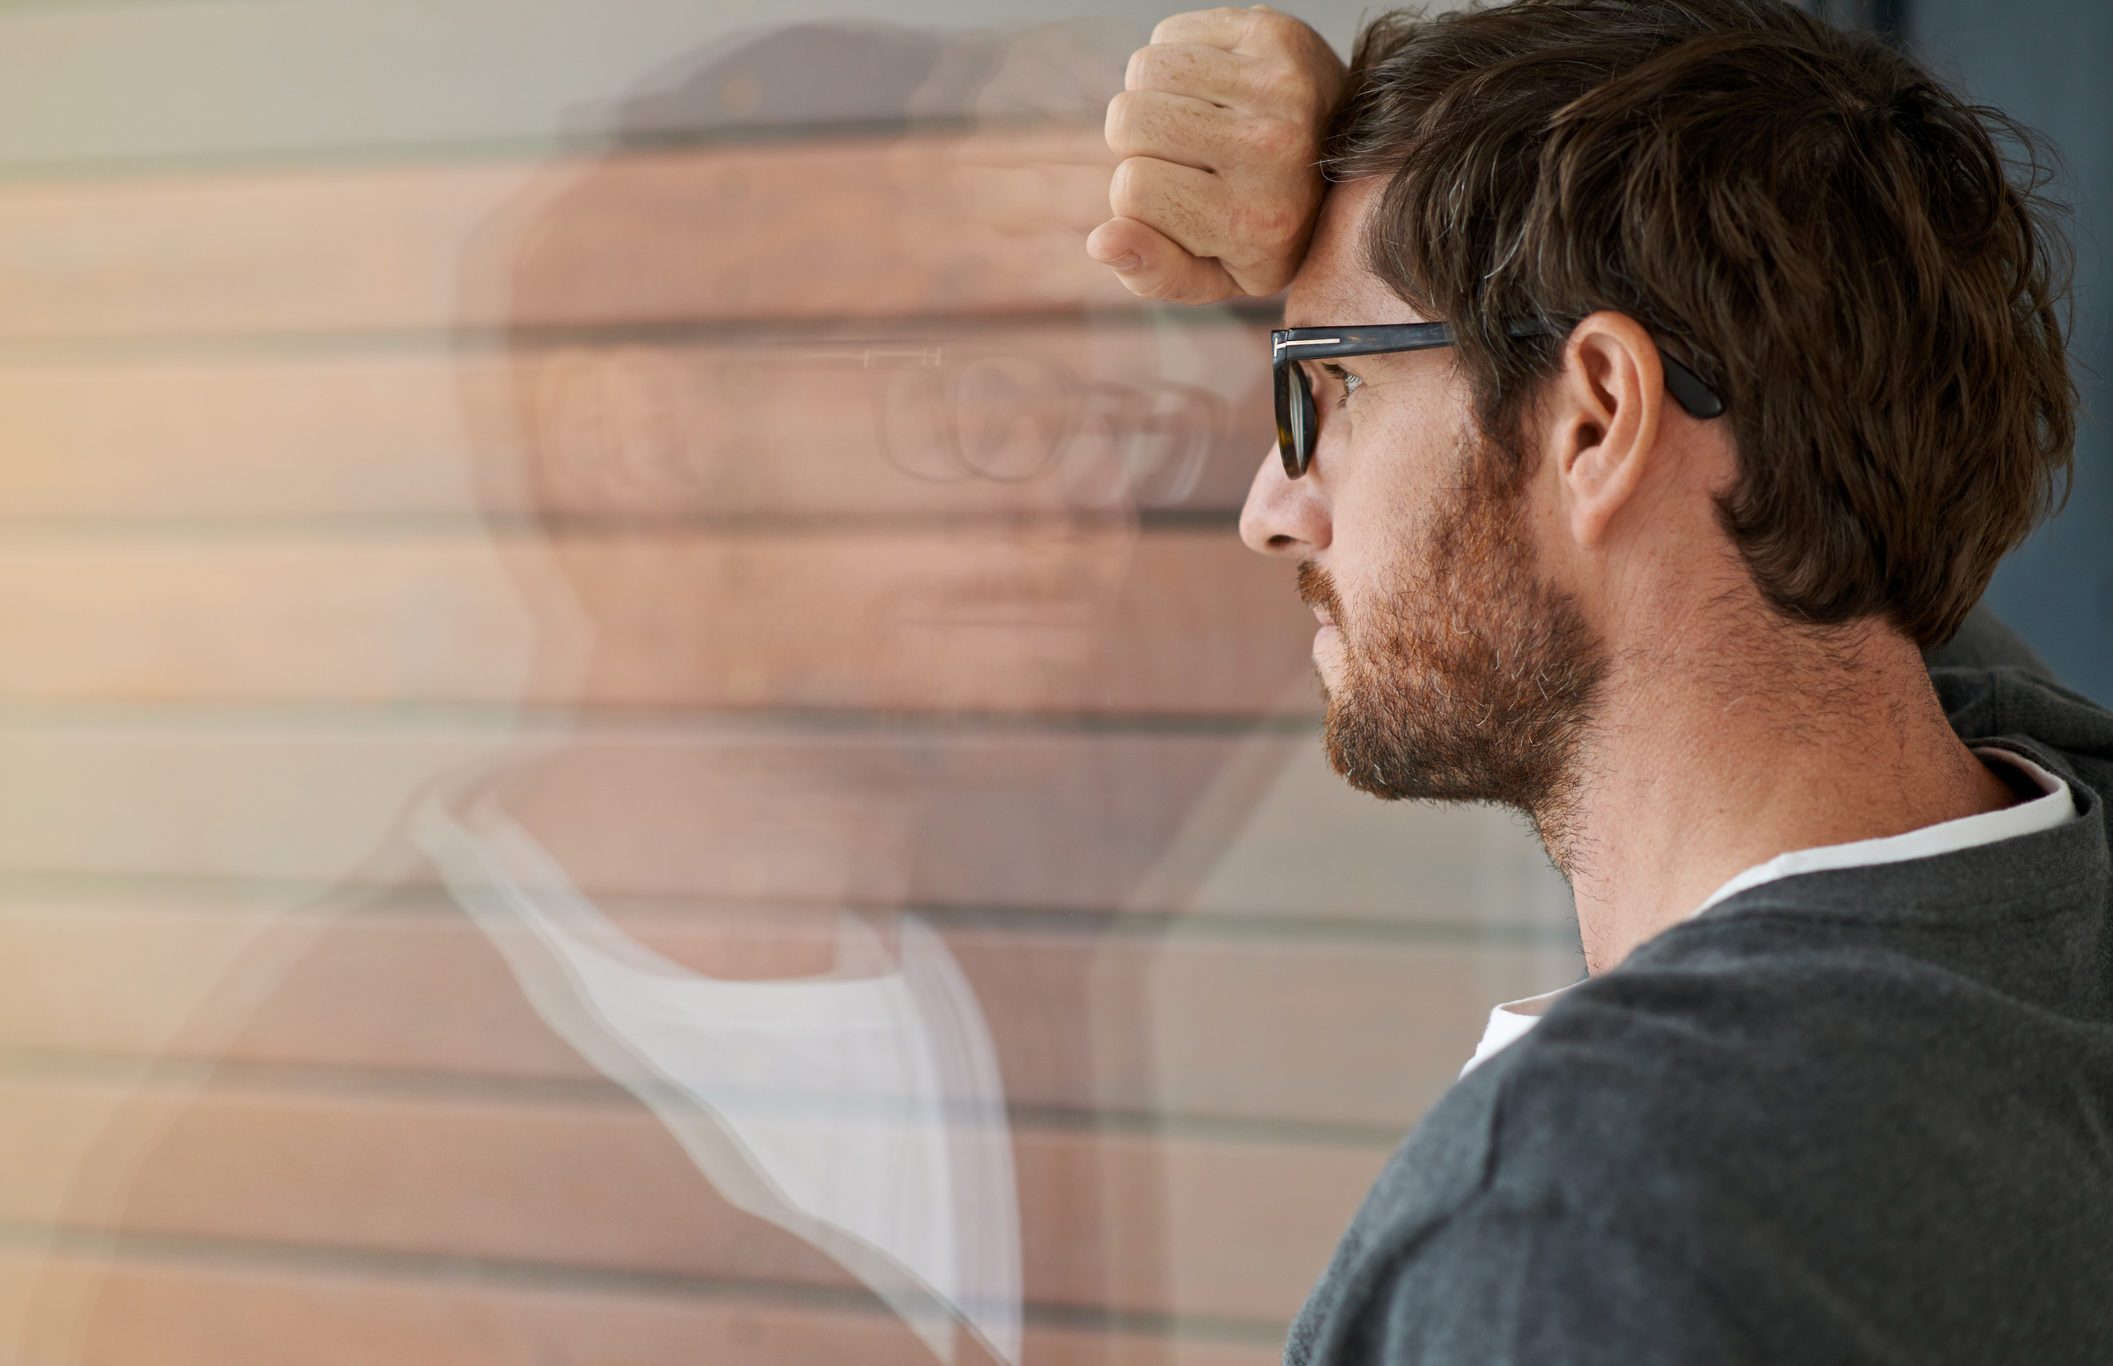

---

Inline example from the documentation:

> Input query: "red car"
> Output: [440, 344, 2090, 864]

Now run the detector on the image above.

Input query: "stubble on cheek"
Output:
[1310, 442, 1607, 851]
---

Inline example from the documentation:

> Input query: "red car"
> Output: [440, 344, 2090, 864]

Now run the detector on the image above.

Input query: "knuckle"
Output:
[1246, 6, 1292, 35]
[1255, 62, 1317, 115]
[1127, 43, 1185, 94]
[1124, 44, 1153, 91]
[1104, 89, 1136, 147]
[1244, 115, 1302, 163]
[1108, 156, 1149, 217]
[1245, 7, 1305, 53]
[1152, 6, 1236, 45]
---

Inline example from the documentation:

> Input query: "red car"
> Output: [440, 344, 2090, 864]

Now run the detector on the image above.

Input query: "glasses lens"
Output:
[952, 354, 1071, 482]
[1274, 359, 1314, 478]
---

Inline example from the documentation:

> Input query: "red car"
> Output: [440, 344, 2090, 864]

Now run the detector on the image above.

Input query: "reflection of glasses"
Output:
[1271, 321, 1727, 479]
[857, 345, 1220, 506]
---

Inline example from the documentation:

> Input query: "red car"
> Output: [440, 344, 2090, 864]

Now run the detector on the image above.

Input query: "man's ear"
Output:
[1541, 311, 1666, 549]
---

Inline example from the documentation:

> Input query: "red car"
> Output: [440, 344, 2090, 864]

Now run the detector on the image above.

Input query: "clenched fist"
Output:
[1089, 5, 1346, 304]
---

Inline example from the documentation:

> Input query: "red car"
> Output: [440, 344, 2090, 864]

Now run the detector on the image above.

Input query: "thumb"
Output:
[1086, 217, 1241, 304]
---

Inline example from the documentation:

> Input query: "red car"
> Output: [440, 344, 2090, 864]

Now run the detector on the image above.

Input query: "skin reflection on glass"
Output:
[429, 19, 1289, 1366]
[440, 28, 1141, 1365]
[21, 20, 1308, 1366]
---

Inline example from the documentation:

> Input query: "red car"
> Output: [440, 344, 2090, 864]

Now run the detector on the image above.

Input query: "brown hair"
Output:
[1321, 0, 2077, 648]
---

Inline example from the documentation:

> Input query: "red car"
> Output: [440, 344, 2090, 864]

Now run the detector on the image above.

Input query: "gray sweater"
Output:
[1286, 609, 2113, 1364]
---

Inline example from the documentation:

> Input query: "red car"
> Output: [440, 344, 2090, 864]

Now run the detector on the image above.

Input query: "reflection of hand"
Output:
[1088, 5, 1345, 304]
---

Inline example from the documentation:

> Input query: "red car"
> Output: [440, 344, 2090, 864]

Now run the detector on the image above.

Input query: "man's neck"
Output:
[472, 739, 930, 978]
[1549, 620, 2020, 976]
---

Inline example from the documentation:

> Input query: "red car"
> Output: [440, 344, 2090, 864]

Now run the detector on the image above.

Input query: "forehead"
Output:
[1282, 177, 1417, 330]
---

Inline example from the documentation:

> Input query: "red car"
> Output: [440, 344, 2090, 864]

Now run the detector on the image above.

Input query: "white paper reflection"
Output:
[416, 795, 1021, 1366]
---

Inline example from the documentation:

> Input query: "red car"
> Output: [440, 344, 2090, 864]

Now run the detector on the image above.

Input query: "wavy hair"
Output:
[1322, 0, 2077, 648]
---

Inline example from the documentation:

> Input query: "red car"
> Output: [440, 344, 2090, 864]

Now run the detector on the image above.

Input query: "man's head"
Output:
[1239, 0, 2075, 851]
[1246, 177, 1612, 851]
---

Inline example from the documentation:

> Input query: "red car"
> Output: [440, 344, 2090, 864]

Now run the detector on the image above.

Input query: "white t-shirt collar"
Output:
[1458, 745, 2076, 1079]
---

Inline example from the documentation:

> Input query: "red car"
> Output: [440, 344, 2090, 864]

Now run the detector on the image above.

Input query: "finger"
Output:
[1125, 41, 1251, 107]
[1109, 155, 1239, 261]
[1105, 87, 1248, 173]
[1087, 216, 1242, 304]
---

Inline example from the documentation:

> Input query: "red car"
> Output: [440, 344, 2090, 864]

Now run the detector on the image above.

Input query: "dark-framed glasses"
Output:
[1271, 320, 1727, 479]
[706, 341, 1221, 508]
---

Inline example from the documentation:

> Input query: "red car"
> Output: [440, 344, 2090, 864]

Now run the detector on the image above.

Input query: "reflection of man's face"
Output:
[1240, 179, 1608, 846]
[487, 22, 1270, 718]
[514, 327, 1155, 711]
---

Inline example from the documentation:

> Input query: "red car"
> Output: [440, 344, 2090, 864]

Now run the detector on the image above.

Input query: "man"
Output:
[1091, 1, 2113, 1362]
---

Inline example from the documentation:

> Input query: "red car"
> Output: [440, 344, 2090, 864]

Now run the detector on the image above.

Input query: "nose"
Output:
[1238, 442, 1331, 559]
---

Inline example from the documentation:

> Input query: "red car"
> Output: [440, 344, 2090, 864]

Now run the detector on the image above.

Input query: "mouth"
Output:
[1296, 561, 1342, 636]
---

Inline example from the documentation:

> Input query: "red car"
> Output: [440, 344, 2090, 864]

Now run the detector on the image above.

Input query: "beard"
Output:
[1299, 429, 1607, 864]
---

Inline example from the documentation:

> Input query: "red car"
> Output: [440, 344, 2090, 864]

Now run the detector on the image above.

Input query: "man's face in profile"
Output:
[1245, 179, 1608, 841]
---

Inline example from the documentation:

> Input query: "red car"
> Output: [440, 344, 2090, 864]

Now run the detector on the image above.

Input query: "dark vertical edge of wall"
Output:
[1906, 0, 2113, 706]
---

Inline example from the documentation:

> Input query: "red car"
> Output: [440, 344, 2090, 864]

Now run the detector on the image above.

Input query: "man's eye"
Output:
[1322, 363, 1363, 409]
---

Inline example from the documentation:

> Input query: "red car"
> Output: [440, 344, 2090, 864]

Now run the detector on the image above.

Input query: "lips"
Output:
[1296, 562, 1342, 632]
